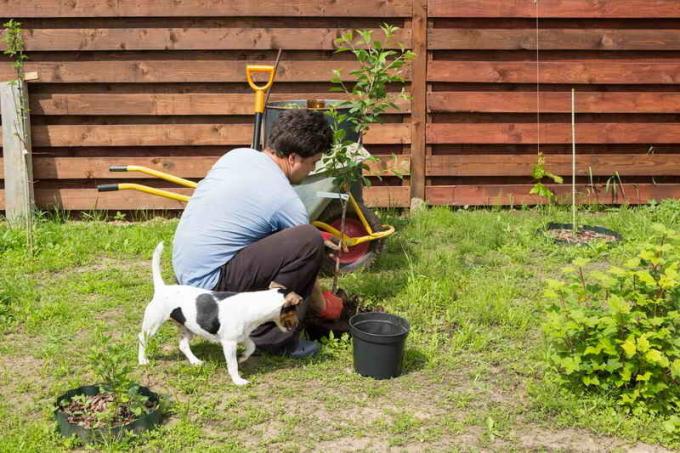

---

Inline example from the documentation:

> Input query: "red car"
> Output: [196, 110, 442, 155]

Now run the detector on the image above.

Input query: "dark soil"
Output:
[305, 288, 384, 341]
[58, 391, 157, 429]
[337, 288, 385, 319]
[546, 227, 619, 245]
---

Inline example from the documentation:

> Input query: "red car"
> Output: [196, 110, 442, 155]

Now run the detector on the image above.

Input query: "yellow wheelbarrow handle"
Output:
[312, 221, 395, 247]
[246, 65, 275, 113]
[110, 165, 197, 189]
[98, 183, 190, 203]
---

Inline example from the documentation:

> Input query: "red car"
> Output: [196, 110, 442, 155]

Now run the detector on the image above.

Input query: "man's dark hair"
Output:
[267, 109, 333, 158]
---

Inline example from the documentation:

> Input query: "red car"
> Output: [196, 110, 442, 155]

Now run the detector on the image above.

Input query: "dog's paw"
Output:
[139, 358, 149, 366]
[232, 377, 249, 386]
[238, 355, 250, 364]
[189, 359, 204, 366]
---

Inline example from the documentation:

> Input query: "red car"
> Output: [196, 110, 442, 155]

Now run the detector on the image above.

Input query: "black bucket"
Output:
[349, 312, 410, 380]
[263, 99, 360, 149]
[54, 384, 161, 443]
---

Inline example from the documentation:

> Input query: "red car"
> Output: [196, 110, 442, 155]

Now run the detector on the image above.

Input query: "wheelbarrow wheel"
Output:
[318, 200, 385, 276]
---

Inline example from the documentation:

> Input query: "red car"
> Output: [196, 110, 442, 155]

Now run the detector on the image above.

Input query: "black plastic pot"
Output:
[545, 222, 622, 245]
[349, 312, 410, 380]
[54, 384, 161, 443]
[263, 99, 359, 149]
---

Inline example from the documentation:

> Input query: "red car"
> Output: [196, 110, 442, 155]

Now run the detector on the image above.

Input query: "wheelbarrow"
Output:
[97, 65, 395, 274]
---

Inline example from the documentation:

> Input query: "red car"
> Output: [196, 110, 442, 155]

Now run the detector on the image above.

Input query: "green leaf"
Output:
[621, 338, 636, 358]
[619, 362, 635, 383]
[545, 171, 564, 184]
[645, 349, 670, 367]
[608, 295, 631, 315]
[662, 417, 679, 434]
[583, 345, 601, 356]
[605, 358, 622, 372]
[671, 360, 680, 379]
[636, 335, 651, 353]
[560, 356, 581, 374]
[582, 375, 600, 386]
[635, 371, 652, 382]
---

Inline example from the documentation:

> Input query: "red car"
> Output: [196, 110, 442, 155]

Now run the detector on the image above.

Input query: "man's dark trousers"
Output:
[213, 224, 324, 354]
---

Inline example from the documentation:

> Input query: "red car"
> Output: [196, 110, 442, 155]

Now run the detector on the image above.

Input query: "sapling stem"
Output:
[332, 195, 349, 294]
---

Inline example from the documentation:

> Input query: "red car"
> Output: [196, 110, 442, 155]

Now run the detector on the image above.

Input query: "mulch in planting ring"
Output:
[545, 222, 621, 245]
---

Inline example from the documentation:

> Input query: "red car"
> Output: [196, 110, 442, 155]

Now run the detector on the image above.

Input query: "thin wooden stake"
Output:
[571, 88, 577, 233]
[263, 48, 283, 108]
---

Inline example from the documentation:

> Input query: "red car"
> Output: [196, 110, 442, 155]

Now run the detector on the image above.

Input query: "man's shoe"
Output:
[288, 339, 321, 358]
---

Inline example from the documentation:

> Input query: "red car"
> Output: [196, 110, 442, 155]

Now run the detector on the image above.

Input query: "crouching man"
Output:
[172, 109, 343, 357]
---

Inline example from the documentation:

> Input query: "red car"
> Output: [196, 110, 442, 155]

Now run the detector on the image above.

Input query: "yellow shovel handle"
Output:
[246, 65, 275, 113]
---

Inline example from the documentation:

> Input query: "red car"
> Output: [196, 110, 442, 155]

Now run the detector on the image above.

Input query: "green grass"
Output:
[1, 202, 679, 451]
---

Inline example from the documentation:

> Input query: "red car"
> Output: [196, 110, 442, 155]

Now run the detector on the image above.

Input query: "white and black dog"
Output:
[138, 242, 302, 385]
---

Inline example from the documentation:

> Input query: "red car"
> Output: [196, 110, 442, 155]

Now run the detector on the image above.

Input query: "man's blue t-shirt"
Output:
[172, 148, 308, 289]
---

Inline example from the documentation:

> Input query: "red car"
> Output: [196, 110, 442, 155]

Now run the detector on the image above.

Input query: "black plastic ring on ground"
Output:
[54, 384, 162, 443]
[544, 222, 622, 245]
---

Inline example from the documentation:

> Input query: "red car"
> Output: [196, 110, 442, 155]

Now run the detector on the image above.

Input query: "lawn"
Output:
[1, 202, 679, 452]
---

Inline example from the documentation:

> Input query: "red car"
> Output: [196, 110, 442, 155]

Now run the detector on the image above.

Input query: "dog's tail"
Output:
[152, 241, 166, 291]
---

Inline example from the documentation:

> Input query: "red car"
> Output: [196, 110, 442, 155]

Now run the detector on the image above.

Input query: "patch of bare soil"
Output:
[517, 427, 672, 452]
[95, 307, 127, 324]
[0, 354, 47, 409]
[35, 257, 149, 287]
[313, 437, 389, 452]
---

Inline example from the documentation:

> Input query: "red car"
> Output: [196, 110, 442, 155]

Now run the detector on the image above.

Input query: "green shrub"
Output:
[84, 331, 153, 426]
[543, 224, 679, 417]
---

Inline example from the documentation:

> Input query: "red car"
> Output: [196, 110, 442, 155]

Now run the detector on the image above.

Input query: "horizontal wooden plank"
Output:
[427, 123, 680, 145]
[426, 184, 680, 206]
[14, 27, 411, 51]
[429, 91, 680, 114]
[364, 185, 410, 208]
[2, 123, 409, 147]
[427, 154, 680, 177]
[19, 156, 213, 180]
[2, 0, 413, 17]
[365, 155, 411, 177]
[0, 155, 410, 180]
[428, 60, 680, 84]
[429, 29, 680, 51]
[30, 93, 410, 115]
[428, 0, 680, 18]
[36, 188, 192, 210]
[0, 186, 410, 209]
[0, 60, 390, 83]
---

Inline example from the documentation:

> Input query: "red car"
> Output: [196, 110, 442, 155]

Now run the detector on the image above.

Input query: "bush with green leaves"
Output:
[3, 19, 27, 79]
[84, 331, 153, 426]
[322, 23, 414, 191]
[543, 224, 679, 421]
[529, 152, 563, 203]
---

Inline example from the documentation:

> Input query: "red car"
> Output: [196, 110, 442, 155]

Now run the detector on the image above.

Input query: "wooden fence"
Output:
[1, 0, 679, 211]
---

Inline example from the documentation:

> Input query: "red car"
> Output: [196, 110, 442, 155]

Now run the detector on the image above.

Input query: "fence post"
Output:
[1, 77, 34, 223]
[410, 0, 427, 208]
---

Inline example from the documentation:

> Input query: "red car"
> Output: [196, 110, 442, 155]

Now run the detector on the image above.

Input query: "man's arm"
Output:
[271, 196, 309, 230]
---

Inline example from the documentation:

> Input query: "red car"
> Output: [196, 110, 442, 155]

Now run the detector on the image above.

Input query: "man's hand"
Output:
[320, 232, 349, 259]
[319, 290, 343, 320]
[310, 280, 344, 321]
